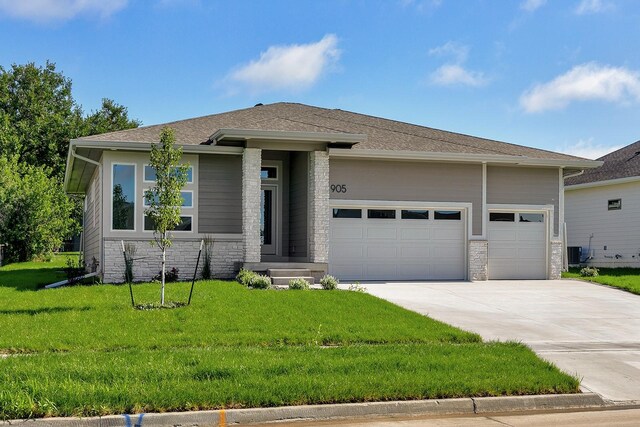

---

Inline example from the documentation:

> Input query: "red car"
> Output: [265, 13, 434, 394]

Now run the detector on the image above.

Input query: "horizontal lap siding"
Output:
[289, 151, 308, 258]
[487, 166, 560, 235]
[329, 159, 483, 235]
[199, 154, 242, 234]
[565, 182, 640, 267]
[84, 167, 101, 271]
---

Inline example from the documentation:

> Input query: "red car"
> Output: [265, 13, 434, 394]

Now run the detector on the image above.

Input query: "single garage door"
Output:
[488, 211, 547, 280]
[329, 207, 466, 281]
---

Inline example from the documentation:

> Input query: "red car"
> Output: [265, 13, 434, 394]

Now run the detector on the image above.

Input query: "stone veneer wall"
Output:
[550, 240, 563, 280]
[242, 148, 262, 263]
[102, 238, 243, 283]
[308, 151, 329, 263]
[468, 240, 488, 281]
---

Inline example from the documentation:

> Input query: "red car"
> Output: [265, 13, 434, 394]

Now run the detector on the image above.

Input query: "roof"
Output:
[565, 140, 640, 186]
[78, 102, 585, 161]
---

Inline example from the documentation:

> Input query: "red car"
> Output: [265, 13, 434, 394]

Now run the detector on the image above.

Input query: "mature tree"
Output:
[0, 61, 84, 178]
[144, 127, 189, 305]
[0, 156, 78, 262]
[83, 98, 141, 136]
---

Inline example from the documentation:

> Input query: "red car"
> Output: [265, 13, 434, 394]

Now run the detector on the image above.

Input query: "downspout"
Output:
[70, 145, 102, 271]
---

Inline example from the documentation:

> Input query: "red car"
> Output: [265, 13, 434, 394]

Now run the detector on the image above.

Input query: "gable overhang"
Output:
[209, 129, 366, 148]
[327, 148, 603, 169]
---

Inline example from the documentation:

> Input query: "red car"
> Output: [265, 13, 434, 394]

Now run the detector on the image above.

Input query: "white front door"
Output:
[488, 211, 547, 280]
[329, 207, 466, 281]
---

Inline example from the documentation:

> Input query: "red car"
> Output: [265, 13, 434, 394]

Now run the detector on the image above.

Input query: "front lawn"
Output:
[563, 267, 640, 295]
[0, 255, 580, 419]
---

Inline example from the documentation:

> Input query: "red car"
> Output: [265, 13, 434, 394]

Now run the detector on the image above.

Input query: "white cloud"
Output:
[429, 64, 488, 87]
[0, 0, 127, 22]
[575, 0, 614, 14]
[226, 34, 340, 93]
[427, 41, 488, 87]
[557, 138, 623, 160]
[521, 0, 547, 12]
[520, 62, 640, 113]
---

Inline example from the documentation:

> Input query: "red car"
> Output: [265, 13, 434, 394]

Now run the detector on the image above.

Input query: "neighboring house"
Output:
[565, 141, 640, 267]
[64, 102, 599, 283]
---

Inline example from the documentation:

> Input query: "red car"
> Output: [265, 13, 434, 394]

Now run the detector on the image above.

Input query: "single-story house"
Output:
[64, 102, 599, 283]
[565, 140, 640, 267]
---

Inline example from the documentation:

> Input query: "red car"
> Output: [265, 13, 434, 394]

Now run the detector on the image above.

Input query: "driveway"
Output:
[362, 280, 640, 404]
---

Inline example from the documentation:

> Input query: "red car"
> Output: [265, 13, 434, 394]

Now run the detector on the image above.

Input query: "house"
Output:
[565, 140, 640, 267]
[64, 102, 599, 283]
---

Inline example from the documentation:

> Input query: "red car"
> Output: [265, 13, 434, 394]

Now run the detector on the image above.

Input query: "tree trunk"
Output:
[161, 245, 166, 305]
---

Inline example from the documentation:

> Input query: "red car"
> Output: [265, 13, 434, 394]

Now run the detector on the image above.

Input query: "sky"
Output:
[1, 0, 639, 159]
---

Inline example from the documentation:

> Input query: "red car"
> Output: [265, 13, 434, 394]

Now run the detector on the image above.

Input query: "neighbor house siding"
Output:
[83, 165, 102, 273]
[565, 181, 640, 267]
[329, 159, 483, 235]
[289, 151, 308, 258]
[487, 166, 560, 235]
[198, 154, 242, 234]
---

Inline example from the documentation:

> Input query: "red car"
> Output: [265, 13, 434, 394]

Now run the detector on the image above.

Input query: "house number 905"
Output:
[331, 184, 347, 193]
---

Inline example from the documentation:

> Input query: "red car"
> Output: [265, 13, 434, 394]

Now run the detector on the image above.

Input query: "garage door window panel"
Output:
[333, 208, 362, 219]
[490, 212, 515, 222]
[401, 209, 429, 219]
[434, 210, 461, 220]
[519, 213, 544, 223]
[368, 209, 396, 219]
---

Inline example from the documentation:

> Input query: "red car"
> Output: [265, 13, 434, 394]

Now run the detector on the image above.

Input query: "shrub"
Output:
[580, 266, 599, 277]
[250, 274, 272, 289]
[319, 275, 339, 290]
[236, 268, 258, 287]
[348, 282, 367, 293]
[288, 278, 310, 290]
[153, 267, 179, 282]
[64, 255, 86, 285]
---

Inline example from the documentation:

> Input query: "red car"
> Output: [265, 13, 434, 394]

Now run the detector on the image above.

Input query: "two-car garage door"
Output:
[329, 206, 466, 281]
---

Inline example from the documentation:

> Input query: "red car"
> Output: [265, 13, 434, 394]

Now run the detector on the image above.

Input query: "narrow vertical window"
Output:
[112, 164, 136, 230]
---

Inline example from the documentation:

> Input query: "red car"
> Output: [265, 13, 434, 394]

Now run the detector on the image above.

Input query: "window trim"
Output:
[260, 165, 279, 181]
[143, 164, 194, 184]
[110, 162, 137, 232]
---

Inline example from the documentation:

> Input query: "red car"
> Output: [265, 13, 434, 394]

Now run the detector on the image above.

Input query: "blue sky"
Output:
[1, 0, 639, 159]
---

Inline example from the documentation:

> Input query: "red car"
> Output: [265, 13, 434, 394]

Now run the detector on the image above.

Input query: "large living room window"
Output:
[112, 164, 136, 230]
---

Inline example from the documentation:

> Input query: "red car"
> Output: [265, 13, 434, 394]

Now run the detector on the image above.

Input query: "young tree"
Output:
[144, 127, 189, 305]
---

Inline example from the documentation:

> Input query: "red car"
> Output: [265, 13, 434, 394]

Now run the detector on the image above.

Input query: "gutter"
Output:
[565, 175, 640, 191]
[327, 148, 603, 169]
[563, 170, 584, 180]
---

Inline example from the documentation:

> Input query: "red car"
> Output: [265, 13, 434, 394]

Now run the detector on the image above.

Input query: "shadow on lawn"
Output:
[0, 266, 67, 292]
[0, 306, 92, 315]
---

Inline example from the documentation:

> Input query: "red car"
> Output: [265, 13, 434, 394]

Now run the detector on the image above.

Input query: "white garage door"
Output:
[329, 207, 466, 281]
[488, 211, 547, 280]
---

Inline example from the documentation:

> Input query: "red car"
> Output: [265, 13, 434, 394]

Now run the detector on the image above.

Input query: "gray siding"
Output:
[289, 151, 308, 258]
[329, 159, 483, 235]
[487, 166, 560, 235]
[199, 154, 242, 234]
[84, 166, 102, 272]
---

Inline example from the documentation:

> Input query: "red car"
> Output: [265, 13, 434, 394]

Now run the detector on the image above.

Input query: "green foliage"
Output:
[250, 274, 272, 289]
[236, 268, 257, 287]
[563, 267, 640, 295]
[580, 266, 599, 277]
[64, 256, 86, 285]
[0, 61, 83, 179]
[0, 156, 78, 262]
[201, 236, 214, 280]
[319, 274, 339, 290]
[82, 98, 141, 136]
[288, 278, 310, 290]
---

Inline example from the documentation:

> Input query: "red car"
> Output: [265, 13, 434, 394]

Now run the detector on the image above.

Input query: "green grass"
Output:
[563, 267, 640, 295]
[0, 255, 580, 419]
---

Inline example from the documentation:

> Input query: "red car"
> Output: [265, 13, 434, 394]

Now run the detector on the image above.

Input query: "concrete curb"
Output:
[2, 393, 607, 426]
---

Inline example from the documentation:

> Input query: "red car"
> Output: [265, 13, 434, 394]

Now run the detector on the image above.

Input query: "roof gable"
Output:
[565, 140, 640, 186]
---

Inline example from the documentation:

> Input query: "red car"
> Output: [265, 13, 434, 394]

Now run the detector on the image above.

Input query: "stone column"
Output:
[308, 150, 330, 263]
[242, 148, 262, 263]
[468, 240, 488, 281]
[550, 240, 563, 279]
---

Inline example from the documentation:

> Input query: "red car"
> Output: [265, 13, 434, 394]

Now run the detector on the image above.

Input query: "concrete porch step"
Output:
[268, 268, 311, 277]
[271, 276, 315, 286]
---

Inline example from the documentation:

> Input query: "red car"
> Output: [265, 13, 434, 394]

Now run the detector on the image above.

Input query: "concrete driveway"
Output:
[361, 280, 640, 404]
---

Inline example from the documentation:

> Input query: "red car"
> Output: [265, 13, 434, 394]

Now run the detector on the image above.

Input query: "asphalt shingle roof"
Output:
[79, 102, 584, 161]
[565, 140, 640, 186]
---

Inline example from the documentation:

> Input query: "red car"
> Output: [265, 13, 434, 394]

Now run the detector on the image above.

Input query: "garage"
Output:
[488, 211, 547, 280]
[329, 206, 466, 281]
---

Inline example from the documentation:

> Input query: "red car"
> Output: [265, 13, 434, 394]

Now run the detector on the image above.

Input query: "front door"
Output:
[261, 184, 277, 255]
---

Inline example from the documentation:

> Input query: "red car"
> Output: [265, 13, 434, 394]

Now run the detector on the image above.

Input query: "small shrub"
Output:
[348, 281, 367, 293]
[64, 256, 86, 285]
[288, 278, 310, 290]
[319, 275, 339, 290]
[250, 274, 272, 289]
[236, 268, 258, 287]
[580, 266, 599, 277]
[153, 267, 179, 282]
